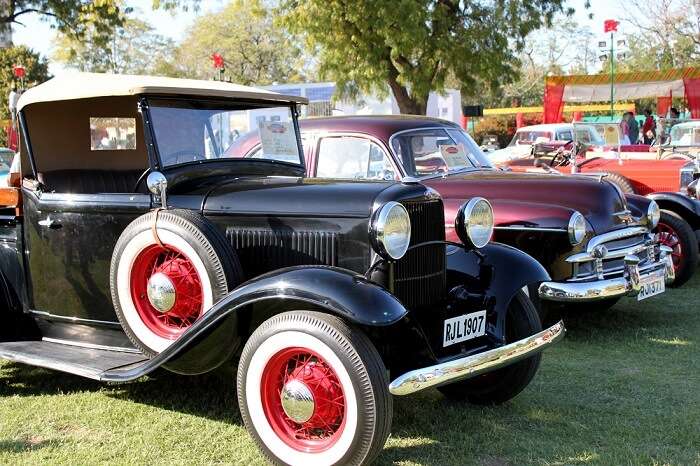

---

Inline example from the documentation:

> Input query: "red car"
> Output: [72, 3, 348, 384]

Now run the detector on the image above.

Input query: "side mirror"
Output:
[146, 171, 168, 209]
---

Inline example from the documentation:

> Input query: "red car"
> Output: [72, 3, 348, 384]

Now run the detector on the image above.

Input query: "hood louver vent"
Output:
[227, 229, 338, 279]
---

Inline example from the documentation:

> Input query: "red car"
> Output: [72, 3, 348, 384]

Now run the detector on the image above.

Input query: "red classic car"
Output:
[501, 123, 699, 286]
[228, 115, 677, 316]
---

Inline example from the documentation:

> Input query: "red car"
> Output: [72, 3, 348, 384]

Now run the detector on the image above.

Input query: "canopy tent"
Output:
[543, 67, 700, 123]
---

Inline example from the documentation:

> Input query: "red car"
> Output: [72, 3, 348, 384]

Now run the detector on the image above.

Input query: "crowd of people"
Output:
[619, 107, 689, 145]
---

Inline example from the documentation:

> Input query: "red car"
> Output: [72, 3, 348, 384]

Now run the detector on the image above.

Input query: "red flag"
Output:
[603, 19, 619, 33]
[210, 53, 225, 69]
[12, 65, 26, 78]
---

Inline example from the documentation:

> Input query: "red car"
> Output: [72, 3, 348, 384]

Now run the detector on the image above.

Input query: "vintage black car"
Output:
[0, 73, 564, 465]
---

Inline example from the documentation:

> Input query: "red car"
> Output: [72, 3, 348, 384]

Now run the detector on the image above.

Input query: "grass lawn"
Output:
[1, 275, 699, 465]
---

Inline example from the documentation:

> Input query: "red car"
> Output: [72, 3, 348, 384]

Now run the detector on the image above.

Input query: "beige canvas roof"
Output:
[17, 72, 308, 111]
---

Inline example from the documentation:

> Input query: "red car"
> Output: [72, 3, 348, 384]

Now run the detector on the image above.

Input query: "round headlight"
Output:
[647, 200, 660, 228]
[456, 197, 494, 249]
[568, 211, 587, 245]
[371, 201, 411, 260]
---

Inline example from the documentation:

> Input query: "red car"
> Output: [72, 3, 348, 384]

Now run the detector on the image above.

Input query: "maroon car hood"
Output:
[424, 170, 631, 237]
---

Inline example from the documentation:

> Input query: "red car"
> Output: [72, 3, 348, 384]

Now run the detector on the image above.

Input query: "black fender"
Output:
[446, 242, 550, 342]
[647, 192, 700, 229]
[101, 266, 408, 380]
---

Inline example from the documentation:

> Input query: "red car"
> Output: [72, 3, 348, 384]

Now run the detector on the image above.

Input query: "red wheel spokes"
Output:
[261, 347, 346, 453]
[130, 244, 204, 339]
[656, 222, 683, 270]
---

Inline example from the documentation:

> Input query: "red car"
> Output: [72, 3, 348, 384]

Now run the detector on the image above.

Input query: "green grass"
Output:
[2, 276, 700, 465]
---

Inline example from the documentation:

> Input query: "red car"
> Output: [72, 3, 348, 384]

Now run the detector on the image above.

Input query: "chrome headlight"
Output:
[456, 197, 494, 248]
[371, 201, 411, 260]
[647, 200, 660, 228]
[568, 211, 587, 245]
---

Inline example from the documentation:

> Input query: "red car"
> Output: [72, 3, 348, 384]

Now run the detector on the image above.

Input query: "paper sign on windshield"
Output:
[440, 144, 469, 169]
[259, 121, 298, 158]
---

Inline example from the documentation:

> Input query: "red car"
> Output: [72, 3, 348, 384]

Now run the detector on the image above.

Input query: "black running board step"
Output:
[0, 341, 148, 380]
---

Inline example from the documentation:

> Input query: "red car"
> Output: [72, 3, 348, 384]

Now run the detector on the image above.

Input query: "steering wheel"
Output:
[548, 140, 574, 167]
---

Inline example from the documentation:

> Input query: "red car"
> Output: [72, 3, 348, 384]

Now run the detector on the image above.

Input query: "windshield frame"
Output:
[143, 96, 305, 172]
[388, 125, 495, 179]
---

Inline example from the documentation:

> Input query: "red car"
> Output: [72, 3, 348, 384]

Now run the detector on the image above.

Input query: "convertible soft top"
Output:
[17, 72, 308, 111]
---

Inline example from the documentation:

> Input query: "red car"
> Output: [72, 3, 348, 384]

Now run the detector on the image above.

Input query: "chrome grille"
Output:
[393, 200, 447, 308]
[568, 227, 656, 281]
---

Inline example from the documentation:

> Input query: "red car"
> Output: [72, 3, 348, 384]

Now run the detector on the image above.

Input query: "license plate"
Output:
[638, 273, 665, 301]
[443, 310, 487, 347]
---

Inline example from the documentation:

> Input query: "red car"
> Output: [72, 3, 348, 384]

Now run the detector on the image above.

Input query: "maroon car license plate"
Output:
[637, 272, 665, 301]
[443, 310, 487, 347]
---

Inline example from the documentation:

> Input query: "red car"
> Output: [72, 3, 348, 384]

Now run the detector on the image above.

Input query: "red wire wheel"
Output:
[656, 222, 683, 272]
[260, 347, 347, 453]
[130, 244, 204, 339]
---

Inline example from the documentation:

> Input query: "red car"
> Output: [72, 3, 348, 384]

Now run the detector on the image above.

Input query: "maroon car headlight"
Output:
[568, 211, 587, 245]
[455, 197, 494, 249]
[647, 200, 660, 228]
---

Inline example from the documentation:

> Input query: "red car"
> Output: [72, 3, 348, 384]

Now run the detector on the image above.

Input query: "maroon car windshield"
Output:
[390, 127, 493, 177]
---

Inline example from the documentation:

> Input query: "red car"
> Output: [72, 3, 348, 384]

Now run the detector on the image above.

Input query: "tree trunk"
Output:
[387, 61, 428, 115]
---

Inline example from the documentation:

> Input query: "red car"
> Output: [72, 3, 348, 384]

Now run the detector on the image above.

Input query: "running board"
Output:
[0, 340, 148, 380]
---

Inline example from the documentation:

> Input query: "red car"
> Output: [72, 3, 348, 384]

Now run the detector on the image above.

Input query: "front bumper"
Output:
[389, 321, 565, 396]
[538, 247, 675, 303]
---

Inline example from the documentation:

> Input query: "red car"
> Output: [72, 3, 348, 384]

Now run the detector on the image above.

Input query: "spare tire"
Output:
[601, 172, 636, 194]
[110, 209, 242, 356]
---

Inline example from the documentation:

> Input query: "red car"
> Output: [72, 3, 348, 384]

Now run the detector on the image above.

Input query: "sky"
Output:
[10, 0, 632, 76]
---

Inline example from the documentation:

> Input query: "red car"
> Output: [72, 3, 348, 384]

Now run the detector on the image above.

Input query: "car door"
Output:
[313, 135, 398, 180]
[21, 103, 152, 323]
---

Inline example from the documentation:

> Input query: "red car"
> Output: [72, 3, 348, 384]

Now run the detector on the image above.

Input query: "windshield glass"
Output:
[508, 130, 553, 146]
[149, 99, 302, 167]
[666, 120, 700, 147]
[390, 127, 493, 177]
[574, 125, 605, 146]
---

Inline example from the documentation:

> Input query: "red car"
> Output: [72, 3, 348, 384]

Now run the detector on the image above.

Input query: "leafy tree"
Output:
[618, 0, 700, 71]
[280, 0, 574, 114]
[0, 0, 124, 47]
[52, 17, 175, 74]
[161, 0, 311, 84]
[0, 46, 49, 120]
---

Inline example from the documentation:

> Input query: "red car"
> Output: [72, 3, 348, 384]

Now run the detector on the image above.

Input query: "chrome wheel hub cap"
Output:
[281, 379, 315, 423]
[146, 272, 176, 313]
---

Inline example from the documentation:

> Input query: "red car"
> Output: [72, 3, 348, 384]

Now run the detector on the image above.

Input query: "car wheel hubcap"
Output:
[281, 379, 315, 423]
[130, 245, 204, 339]
[260, 347, 346, 452]
[146, 272, 176, 312]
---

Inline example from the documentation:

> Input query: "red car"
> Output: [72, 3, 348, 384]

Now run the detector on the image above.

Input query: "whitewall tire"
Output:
[237, 311, 391, 466]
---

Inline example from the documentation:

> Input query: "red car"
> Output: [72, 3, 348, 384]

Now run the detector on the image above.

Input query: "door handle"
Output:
[38, 215, 61, 229]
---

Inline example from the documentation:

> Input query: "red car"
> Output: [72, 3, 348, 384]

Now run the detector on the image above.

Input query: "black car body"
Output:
[0, 73, 563, 465]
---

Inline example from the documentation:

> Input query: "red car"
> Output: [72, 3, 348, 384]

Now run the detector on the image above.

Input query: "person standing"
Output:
[642, 109, 656, 144]
[620, 112, 631, 145]
[627, 111, 640, 144]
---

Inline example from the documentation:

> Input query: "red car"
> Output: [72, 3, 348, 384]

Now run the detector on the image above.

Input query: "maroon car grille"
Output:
[394, 200, 446, 309]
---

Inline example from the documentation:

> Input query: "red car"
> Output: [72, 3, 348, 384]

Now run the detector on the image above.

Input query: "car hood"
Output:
[202, 176, 395, 217]
[424, 170, 633, 234]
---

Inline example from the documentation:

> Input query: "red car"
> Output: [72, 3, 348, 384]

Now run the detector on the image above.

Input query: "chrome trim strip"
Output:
[41, 337, 140, 354]
[389, 321, 565, 396]
[29, 310, 121, 328]
[494, 226, 567, 232]
[586, 226, 648, 252]
[567, 241, 649, 263]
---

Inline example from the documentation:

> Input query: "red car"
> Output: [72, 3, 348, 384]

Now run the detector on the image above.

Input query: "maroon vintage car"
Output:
[228, 116, 677, 315]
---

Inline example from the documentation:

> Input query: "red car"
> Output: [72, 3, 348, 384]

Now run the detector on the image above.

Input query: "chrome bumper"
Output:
[388, 321, 565, 396]
[538, 247, 675, 303]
